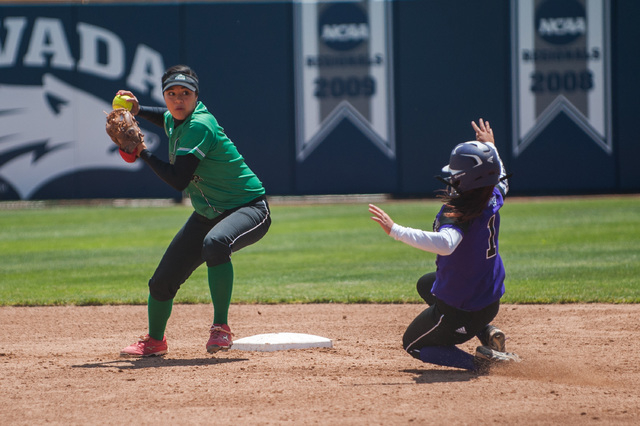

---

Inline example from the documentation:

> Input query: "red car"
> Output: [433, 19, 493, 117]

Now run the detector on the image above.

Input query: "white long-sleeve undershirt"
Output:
[389, 223, 462, 256]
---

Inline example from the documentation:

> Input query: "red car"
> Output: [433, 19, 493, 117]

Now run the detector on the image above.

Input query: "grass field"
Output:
[0, 195, 638, 306]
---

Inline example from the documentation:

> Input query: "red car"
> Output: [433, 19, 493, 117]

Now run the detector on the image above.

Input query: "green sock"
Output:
[147, 294, 173, 341]
[208, 262, 234, 325]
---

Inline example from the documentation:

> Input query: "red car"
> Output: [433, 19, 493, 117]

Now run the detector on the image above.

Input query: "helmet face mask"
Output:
[439, 141, 500, 194]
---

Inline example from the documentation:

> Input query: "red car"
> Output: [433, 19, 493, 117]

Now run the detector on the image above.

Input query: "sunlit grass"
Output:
[1, 196, 638, 305]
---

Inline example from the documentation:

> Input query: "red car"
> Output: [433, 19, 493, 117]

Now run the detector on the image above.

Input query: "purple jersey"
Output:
[431, 187, 506, 310]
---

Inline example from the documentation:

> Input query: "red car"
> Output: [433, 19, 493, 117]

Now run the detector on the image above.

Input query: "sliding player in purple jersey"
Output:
[369, 119, 520, 373]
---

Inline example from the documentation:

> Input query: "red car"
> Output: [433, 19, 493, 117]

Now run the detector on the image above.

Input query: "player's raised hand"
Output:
[369, 204, 394, 235]
[472, 118, 494, 144]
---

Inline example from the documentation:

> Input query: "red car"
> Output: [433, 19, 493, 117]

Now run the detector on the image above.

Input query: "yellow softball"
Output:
[112, 94, 133, 111]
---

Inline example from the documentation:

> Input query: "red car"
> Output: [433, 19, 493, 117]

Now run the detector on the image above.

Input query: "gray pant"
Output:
[148, 196, 271, 301]
[403, 272, 499, 356]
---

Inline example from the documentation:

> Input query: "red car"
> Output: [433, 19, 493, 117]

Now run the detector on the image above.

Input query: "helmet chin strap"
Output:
[434, 175, 461, 197]
[435, 173, 513, 190]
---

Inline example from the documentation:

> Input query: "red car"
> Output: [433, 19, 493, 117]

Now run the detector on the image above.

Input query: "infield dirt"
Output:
[1, 304, 638, 425]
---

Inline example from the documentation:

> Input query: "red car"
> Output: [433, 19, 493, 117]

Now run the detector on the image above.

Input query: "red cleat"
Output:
[120, 334, 168, 357]
[206, 324, 234, 353]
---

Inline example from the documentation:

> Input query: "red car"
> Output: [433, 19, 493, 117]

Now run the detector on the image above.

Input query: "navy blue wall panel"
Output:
[182, 3, 296, 195]
[612, 0, 640, 191]
[511, 112, 616, 194]
[393, 0, 511, 196]
[294, 119, 398, 195]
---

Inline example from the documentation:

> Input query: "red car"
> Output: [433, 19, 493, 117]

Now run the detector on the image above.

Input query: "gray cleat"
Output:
[479, 324, 506, 352]
[474, 345, 521, 373]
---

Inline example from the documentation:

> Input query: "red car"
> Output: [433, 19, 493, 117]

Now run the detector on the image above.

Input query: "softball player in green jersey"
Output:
[118, 65, 271, 357]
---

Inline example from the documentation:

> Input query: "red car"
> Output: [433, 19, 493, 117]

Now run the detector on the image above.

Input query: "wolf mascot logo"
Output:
[0, 74, 160, 199]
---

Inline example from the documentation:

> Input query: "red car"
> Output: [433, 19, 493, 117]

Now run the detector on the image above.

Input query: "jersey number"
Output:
[486, 215, 497, 259]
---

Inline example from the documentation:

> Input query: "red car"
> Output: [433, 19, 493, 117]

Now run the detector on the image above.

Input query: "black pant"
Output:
[148, 196, 271, 301]
[403, 272, 500, 356]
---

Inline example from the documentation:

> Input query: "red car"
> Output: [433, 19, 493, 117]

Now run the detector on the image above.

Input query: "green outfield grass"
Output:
[0, 196, 638, 306]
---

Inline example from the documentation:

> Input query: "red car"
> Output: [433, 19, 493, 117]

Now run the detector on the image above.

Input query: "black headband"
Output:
[162, 73, 199, 93]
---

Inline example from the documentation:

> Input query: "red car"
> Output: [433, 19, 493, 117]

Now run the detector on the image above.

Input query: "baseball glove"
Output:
[105, 109, 144, 154]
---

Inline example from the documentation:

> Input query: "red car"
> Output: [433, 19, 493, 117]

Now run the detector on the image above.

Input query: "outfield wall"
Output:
[0, 0, 637, 200]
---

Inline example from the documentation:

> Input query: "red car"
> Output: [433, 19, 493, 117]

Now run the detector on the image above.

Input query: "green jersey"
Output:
[164, 102, 265, 219]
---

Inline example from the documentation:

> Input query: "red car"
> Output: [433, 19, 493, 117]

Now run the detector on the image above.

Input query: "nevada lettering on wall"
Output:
[0, 16, 165, 199]
[0, 17, 166, 102]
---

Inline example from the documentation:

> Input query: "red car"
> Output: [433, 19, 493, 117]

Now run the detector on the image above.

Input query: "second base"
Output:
[232, 332, 333, 352]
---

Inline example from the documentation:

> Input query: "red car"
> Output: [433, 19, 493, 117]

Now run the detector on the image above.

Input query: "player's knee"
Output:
[402, 332, 414, 353]
[202, 237, 231, 267]
[416, 272, 437, 303]
[148, 277, 177, 301]
[407, 348, 421, 360]
[403, 341, 422, 360]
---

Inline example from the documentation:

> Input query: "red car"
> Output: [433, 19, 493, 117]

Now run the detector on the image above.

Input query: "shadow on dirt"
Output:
[402, 368, 478, 384]
[72, 357, 248, 370]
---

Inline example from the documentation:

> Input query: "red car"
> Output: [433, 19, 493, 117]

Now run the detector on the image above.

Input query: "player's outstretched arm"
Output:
[473, 118, 509, 195]
[368, 204, 394, 235]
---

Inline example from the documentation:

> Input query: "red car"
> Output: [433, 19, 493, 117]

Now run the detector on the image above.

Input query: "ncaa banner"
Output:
[511, 0, 612, 157]
[293, 0, 395, 162]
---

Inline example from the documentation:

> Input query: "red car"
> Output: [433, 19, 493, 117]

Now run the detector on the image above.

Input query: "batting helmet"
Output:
[439, 141, 500, 193]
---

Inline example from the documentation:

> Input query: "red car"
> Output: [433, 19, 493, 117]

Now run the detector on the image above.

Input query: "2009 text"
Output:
[314, 76, 376, 98]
